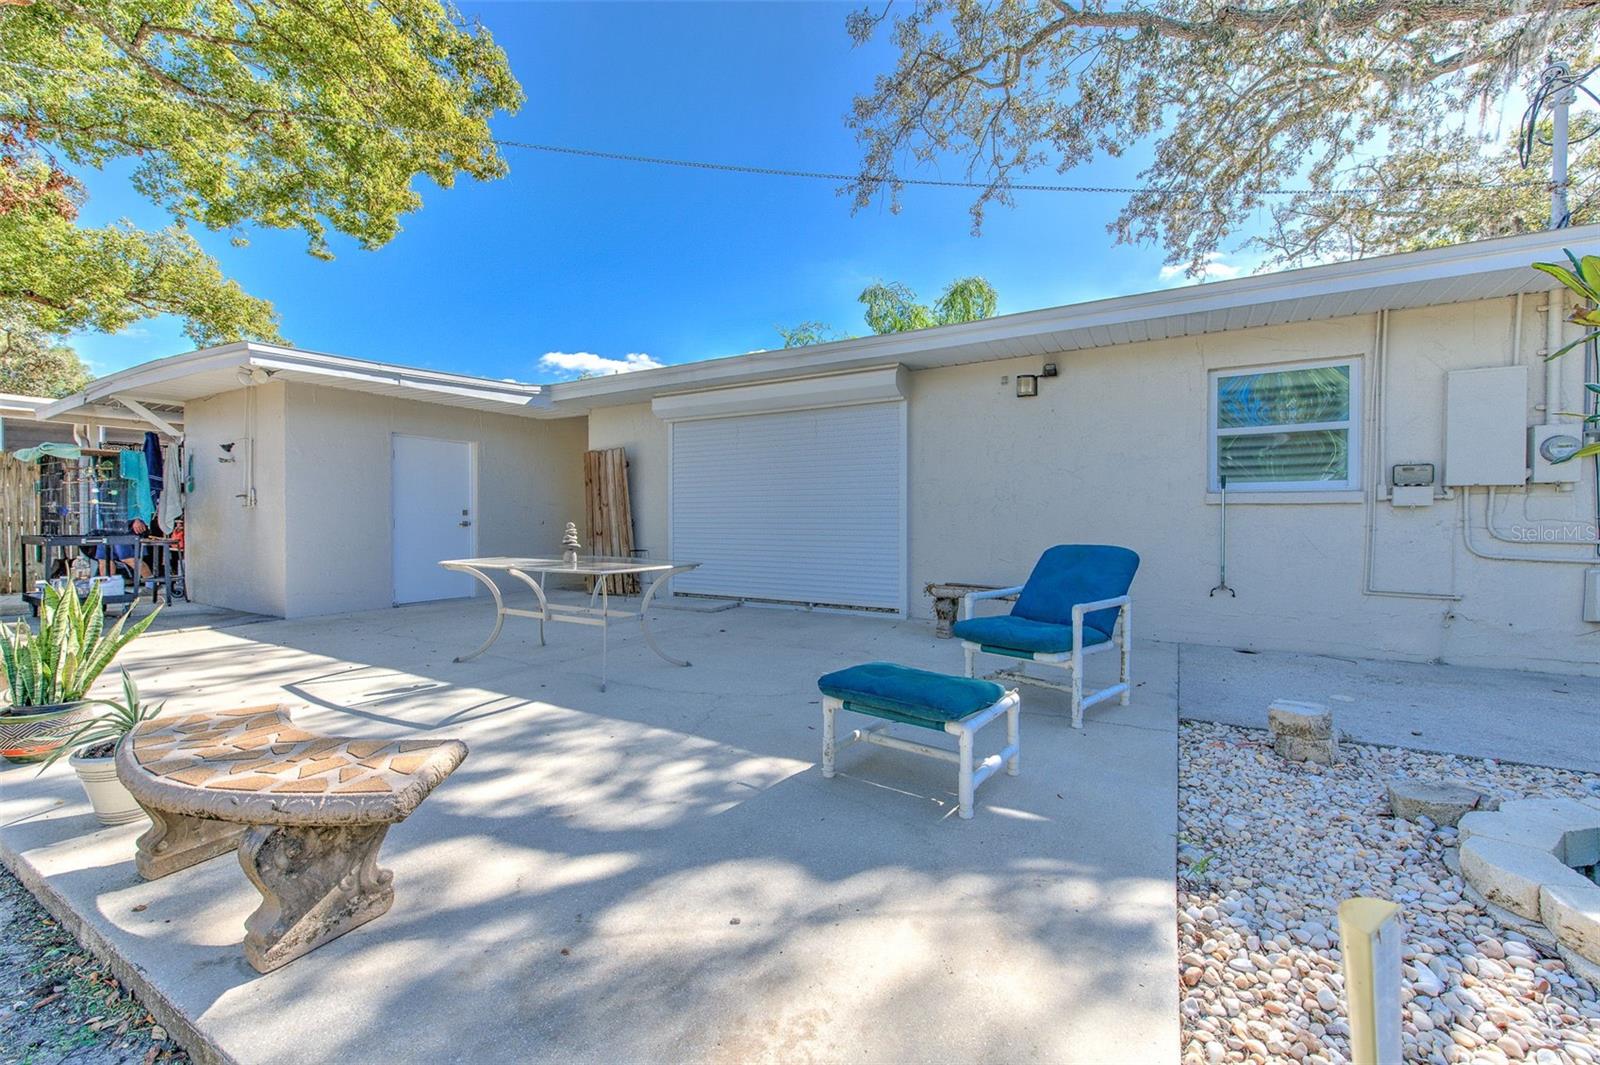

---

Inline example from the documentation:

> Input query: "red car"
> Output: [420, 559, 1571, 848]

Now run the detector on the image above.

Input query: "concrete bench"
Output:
[817, 662, 1020, 819]
[116, 705, 467, 973]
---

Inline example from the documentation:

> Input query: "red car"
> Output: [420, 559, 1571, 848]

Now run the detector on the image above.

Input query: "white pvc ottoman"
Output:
[816, 661, 1020, 819]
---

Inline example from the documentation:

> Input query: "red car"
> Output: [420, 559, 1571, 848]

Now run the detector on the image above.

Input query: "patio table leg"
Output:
[505, 568, 550, 647]
[600, 581, 608, 692]
[452, 565, 509, 662]
[637, 566, 693, 668]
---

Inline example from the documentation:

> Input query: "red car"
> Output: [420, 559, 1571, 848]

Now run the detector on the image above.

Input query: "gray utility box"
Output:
[1586, 568, 1600, 624]
[1444, 366, 1529, 486]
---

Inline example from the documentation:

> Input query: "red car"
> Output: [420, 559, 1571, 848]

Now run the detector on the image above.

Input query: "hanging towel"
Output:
[12, 442, 81, 462]
[119, 449, 155, 522]
[144, 432, 164, 514]
[158, 441, 183, 529]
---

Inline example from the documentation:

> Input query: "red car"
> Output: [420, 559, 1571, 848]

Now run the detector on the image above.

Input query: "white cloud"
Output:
[538, 351, 664, 378]
[1158, 252, 1247, 284]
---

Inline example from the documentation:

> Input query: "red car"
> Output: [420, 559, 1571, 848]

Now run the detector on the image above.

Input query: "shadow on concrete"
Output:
[1, 597, 1179, 1064]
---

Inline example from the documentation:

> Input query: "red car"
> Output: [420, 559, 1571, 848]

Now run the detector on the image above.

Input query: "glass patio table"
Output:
[438, 555, 700, 691]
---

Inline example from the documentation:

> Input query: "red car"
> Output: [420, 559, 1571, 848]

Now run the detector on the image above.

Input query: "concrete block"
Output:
[1267, 699, 1333, 738]
[1268, 700, 1339, 764]
[1459, 809, 1568, 854]
[1273, 734, 1339, 765]
[1387, 778, 1491, 827]
[1460, 835, 1593, 922]
[1541, 880, 1600, 966]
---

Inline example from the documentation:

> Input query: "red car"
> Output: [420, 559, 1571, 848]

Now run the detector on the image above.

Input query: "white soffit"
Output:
[651, 365, 908, 420]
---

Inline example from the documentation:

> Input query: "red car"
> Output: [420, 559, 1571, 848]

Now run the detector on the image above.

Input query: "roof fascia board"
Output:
[252, 356, 553, 413]
[247, 348, 546, 400]
[41, 342, 551, 421]
[548, 224, 1596, 408]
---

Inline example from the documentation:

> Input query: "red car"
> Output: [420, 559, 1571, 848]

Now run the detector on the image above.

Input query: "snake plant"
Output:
[1, 584, 159, 709]
[38, 668, 165, 768]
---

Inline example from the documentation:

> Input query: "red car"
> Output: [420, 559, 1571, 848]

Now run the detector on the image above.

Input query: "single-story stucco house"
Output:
[31, 226, 1600, 676]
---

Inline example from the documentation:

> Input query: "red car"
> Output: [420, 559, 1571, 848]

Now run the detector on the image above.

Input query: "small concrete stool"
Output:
[817, 662, 1019, 819]
[1387, 777, 1495, 827]
[117, 705, 467, 972]
[924, 582, 1014, 639]
[1267, 699, 1339, 765]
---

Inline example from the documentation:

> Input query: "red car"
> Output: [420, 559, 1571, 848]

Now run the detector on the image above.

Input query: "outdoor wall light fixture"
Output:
[1015, 364, 1058, 398]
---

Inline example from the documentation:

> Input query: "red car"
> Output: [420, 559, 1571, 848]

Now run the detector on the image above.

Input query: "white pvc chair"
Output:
[953, 545, 1137, 728]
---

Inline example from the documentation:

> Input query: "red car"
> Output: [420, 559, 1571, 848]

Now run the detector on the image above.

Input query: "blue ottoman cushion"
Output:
[951, 615, 1110, 655]
[818, 662, 1006, 725]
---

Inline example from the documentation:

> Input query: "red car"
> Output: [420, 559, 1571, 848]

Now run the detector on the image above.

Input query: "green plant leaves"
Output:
[1561, 441, 1600, 463]
[36, 668, 165, 771]
[1, 584, 159, 708]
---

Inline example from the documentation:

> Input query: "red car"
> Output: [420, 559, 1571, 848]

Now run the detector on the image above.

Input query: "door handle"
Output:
[459, 520, 472, 527]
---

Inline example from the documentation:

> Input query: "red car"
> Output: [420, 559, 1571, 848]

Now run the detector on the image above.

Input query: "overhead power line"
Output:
[0, 55, 1563, 199]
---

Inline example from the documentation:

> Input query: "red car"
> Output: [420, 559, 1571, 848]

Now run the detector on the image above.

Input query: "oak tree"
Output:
[846, 0, 1599, 274]
[1, 0, 523, 344]
[0, 311, 91, 396]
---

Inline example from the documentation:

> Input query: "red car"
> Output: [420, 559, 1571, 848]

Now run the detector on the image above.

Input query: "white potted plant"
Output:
[0, 583, 159, 764]
[40, 669, 164, 826]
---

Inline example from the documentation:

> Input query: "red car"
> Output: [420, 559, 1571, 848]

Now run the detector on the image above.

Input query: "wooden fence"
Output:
[0, 455, 39, 594]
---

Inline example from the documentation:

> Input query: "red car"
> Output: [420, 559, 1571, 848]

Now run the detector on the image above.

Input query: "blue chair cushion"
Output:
[818, 662, 1006, 726]
[1010, 544, 1139, 639]
[951, 615, 1110, 655]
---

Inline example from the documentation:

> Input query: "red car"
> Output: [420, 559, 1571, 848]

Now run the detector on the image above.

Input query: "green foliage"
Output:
[0, 313, 91, 396]
[777, 320, 848, 348]
[0, 584, 159, 708]
[779, 276, 999, 347]
[0, 207, 282, 345]
[1532, 248, 1600, 463]
[1, 0, 524, 341]
[38, 668, 163, 768]
[859, 275, 997, 334]
[1259, 120, 1598, 267]
[846, 1, 1599, 273]
[859, 281, 937, 335]
[932, 276, 998, 325]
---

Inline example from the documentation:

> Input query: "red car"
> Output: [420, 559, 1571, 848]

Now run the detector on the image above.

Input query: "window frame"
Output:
[1207, 357, 1362, 494]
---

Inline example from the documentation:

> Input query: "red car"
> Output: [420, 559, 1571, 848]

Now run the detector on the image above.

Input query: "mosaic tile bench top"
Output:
[116, 705, 468, 826]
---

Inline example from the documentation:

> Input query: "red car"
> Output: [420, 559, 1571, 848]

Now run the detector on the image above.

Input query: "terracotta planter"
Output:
[0, 700, 97, 764]
[68, 750, 146, 826]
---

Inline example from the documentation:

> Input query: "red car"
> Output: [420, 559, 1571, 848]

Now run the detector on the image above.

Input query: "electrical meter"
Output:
[1529, 425, 1584, 485]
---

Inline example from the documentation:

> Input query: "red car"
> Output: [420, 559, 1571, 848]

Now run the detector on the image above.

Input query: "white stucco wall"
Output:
[183, 383, 289, 617]
[279, 383, 588, 617]
[587, 402, 670, 559]
[593, 295, 1600, 675]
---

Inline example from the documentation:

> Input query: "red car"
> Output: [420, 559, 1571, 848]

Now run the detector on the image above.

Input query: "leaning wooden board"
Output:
[583, 447, 638, 595]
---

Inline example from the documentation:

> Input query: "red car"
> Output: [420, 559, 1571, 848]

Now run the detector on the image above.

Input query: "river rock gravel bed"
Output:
[1179, 720, 1600, 1065]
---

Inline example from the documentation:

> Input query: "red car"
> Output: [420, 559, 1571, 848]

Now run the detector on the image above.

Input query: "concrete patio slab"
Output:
[0, 595, 1179, 1065]
[1175, 642, 1600, 773]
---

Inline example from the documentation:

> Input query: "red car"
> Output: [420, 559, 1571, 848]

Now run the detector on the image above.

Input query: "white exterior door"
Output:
[669, 402, 905, 611]
[392, 434, 476, 604]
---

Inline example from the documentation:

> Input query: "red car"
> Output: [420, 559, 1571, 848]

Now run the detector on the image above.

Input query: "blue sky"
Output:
[72, 2, 1268, 381]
